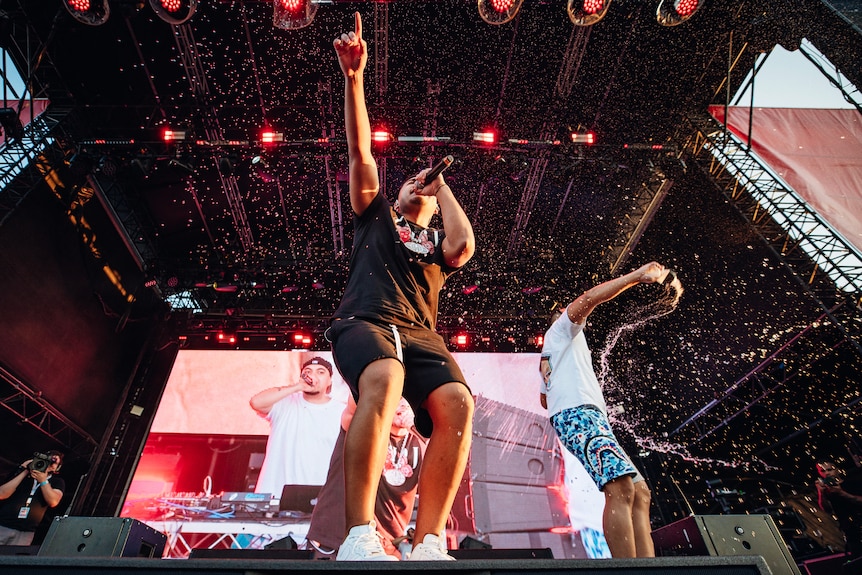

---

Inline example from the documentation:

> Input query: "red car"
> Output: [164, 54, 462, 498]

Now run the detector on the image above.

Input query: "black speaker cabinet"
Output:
[451, 478, 569, 534]
[473, 396, 557, 452]
[37, 516, 167, 558]
[469, 435, 561, 486]
[652, 514, 802, 575]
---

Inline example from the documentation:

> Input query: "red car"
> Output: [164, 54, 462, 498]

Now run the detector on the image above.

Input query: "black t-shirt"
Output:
[0, 472, 65, 531]
[333, 193, 453, 331]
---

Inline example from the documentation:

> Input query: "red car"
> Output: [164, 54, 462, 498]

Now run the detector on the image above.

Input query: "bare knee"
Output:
[357, 358, 404, 408]
[604, 476, 636, 504]
[632, 481, 652, 517]
[424, 383, 474, 429]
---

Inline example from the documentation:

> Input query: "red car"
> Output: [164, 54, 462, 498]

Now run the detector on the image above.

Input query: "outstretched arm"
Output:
[334, 12, 378, 217]
[566, 262, 666, 325]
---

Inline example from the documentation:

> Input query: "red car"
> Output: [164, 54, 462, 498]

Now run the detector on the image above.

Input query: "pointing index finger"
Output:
[355, 11, 362, 40]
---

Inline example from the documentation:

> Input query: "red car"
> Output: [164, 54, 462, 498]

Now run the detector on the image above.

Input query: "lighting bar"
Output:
[473, 131, 497, 144]
[508, 138, 561, 146]
[396, 136, 452, 143]
[163, 128, 187, 142]
[261, 130, 284, 144]
[571, 132, 596, 144]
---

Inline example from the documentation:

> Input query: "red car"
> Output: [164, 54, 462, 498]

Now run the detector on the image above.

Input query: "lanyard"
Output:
[24, 478, 46, 508]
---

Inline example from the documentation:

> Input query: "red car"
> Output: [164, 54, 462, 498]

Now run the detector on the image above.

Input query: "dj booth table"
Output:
[143, 519, 310, 558]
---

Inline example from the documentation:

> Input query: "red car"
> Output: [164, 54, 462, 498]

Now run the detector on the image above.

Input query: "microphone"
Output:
[421, 155, 454, 184]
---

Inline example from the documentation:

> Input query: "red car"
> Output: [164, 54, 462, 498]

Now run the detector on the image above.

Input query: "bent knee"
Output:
[634, 481, 652, 505]
[425, 383, 474, 423]
[604, 476, 636, 500]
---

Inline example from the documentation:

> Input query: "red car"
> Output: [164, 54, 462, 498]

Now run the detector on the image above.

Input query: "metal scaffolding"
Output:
[670, 113, 862, 448]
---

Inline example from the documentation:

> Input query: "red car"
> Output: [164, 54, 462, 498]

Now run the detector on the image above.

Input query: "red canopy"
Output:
[709, 105, 862, 254]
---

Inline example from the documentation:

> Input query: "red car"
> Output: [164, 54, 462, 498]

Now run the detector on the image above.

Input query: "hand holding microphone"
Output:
[416, 155, 454, 194]
[300, 372, 314, 388]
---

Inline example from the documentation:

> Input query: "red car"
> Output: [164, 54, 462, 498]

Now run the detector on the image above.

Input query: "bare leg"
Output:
[413, 382, 474, 546]
[602, 476, 637, 558]
[632, 480, 655, 557]
[343, 358, 404, 532]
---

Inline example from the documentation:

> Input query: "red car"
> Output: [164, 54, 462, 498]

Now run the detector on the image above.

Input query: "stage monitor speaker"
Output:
[37, 516, 166, 558]
[652, 514, 802, 575]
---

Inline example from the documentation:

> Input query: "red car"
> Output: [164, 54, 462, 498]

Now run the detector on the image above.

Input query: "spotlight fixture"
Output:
[656, 0, 703, 26]
[571, 131, 595, 144]
[149, 0, 197, 25]
[252, 155, 276, 183]
[477, 0, 524, 25]
[450, 332, 470, 349]
[273, 0, 319, 30]
[292, 331, 313, 349]
[567, 0, 612, 26]
[260, 128, 284, 145]
[162, 127, 187, 142]
[371, 129, 392, 144]
[473, 130, 497, 145]
[63, 0, 110, 26]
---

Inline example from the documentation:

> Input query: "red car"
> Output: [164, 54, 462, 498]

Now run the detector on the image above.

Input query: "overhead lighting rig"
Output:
[477, 0, 525, 25]
[63, 0, 110, 26]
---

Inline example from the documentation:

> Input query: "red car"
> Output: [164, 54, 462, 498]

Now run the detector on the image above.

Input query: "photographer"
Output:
[816, 460, 862, 559]
[0, 451, 65, 545]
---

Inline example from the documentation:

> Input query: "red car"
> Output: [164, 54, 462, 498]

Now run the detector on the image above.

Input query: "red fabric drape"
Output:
[709, 105, 862, 254]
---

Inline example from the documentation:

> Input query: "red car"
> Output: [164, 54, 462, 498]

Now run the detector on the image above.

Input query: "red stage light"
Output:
[535, 334, 544, 347]
[582, 0, 604, 14]
[159, 0, 182, 12]
[490, 0, 515, 12]
[567, 0, 611, 26]
[162, 128, 186, 142]
[292, 332, 313, 348]
[371, 130, 392, 143]
[478, 0, 523, 24]
[148, 0, 196, 25]
[261, 129, 283, 144]
[451, 332, 470, 348]
[217, 332, 237, 345]
[674, 0, 700, 17]
[64, 0, 109, 26]
[657, 0, 702, 26]
[571, 132, 595, 144]
[473, 130, 497, 144]
[279, 0, 303, 10]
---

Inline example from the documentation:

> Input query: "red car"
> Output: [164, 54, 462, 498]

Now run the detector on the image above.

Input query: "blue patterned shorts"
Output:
[551, 405, 640, 489]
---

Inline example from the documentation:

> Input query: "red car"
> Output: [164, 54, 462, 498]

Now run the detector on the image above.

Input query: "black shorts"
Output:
[327, 317, 469, 437]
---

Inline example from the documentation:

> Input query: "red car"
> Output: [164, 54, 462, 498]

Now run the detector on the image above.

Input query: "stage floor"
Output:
[0, 555, 775, 574]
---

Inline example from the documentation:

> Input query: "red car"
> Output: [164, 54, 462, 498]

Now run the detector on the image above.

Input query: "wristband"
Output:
[38, 480, 49, 487]
[435, 184, 450, 196]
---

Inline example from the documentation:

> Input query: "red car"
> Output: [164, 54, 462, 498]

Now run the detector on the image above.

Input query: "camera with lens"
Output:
[27, 452, 52, 473]
[823, 475, 841, 487]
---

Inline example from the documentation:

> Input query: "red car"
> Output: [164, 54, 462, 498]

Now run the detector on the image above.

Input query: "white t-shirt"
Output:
[540, 312, 607, 417]
[254, 393, 346, 496]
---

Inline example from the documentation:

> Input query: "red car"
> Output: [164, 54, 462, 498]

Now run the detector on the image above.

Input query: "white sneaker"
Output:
[335, 521, 398, 561]
[408, 533, 455, 561]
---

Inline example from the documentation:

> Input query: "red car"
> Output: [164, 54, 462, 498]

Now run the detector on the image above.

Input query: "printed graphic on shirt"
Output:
[392, 211, 440, 261]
